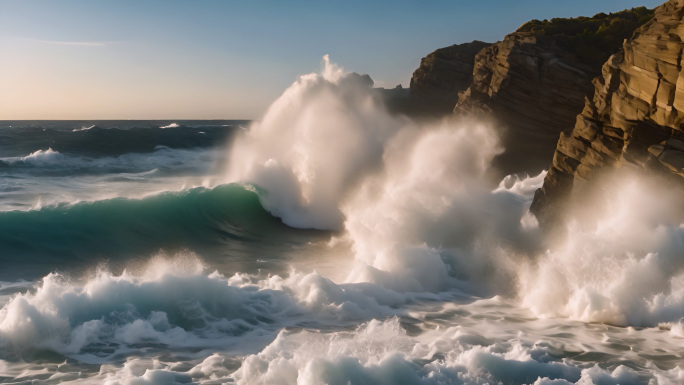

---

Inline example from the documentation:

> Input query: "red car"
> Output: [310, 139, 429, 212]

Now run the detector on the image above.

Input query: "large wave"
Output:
[224, 56, 539, 296]
[224, 56, 684, 327]
[2, 56, 684, 384]
[0, 184, 323, 280]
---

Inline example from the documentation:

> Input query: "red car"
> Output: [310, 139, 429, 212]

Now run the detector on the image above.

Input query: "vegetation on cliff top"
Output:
[517, 7, 654, 68]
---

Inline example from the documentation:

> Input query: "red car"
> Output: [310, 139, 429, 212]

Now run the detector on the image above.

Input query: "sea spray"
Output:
[225, 55, 547, 295]
[342, 125, 546, 294]
[0, 255, 410, 358]
[519, 169, 684, 326]
[226, 55, 405, 230]
[226, 56, 684, 325]
[3, 58, 684, 383]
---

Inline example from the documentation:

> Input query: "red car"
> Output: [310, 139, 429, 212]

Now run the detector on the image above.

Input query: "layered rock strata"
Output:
[531, 0, 684, 225]
[450, 8, 653, 175]
[455, 34, 598, 175]
[409, 41, 491, 116]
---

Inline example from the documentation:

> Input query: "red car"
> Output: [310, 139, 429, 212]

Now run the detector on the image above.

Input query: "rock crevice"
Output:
[409, 41, 492, 116]
[454, 33, 597, 175]
[531, 0, 684, 225]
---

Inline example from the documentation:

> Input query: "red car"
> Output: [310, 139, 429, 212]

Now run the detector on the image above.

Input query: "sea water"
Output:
[0, 58, 683, 384]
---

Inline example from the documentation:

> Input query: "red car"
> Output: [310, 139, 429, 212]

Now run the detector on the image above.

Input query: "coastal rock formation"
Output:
[409, 41, 491, 116]
[531, 0, 684, 224]
[452, 8, 653, 175]
[455, 34, 596, 174]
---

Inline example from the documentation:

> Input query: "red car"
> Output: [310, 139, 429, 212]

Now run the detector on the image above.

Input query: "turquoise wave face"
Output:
[0, 184, 329, 280]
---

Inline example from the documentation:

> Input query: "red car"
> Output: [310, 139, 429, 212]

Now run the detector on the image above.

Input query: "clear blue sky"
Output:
[0, 0, 663, 119]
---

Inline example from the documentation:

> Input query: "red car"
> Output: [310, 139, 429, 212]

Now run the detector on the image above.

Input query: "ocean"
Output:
[1, 59, 683, 384]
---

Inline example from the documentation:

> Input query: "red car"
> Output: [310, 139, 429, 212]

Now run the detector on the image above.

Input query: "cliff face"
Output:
[531, 0, 684, 224]
[455, 34, 596, 175]
[450, 8, 654, 176]
[409, 41, 491, 116]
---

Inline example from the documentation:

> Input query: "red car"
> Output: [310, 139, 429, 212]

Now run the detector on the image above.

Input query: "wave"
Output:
[20, 147, 64, 163]
[0, 148, 66, 169]
[0, 124, 236, 158]
[0, 257, 414, 360]
[72, 124, 96, 132]
[160, 122, 181, 129]
[4, 270, 678, 385]
[0, 184, 323, 279]
[0, 146, 222, 178]
[0, 148, 64, 168]
[224, 56, 684, 327]
[3, 58, 684, 384]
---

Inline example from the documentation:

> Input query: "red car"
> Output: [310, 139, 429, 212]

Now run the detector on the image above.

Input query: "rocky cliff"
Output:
[454, 8, 654, 175]
[455, 34, 596, 175]
[531, 0, 684, 225]
[409, 41, 491, 116]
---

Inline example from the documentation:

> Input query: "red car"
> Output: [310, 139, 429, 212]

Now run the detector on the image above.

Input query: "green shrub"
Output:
[517, 7, 654, 69]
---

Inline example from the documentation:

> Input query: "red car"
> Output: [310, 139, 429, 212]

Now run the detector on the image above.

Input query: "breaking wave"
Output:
[2, 56, 684, 384]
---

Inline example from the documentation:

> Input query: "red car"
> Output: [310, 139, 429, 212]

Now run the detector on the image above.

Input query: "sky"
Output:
[0, 0, 663, 120]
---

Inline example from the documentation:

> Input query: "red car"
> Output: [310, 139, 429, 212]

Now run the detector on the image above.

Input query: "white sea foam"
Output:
[226, 56, 684, 327]
[17, 148, 64, 164]
[341, 125, 546, 294]
[0, 147, 224, 211]
[160, 123, 181, 129]
[226, 55, 404, 230]
[0, 255, 415, 358]
[224, 55, 547, 296]
[519, 170, 684, 326]
[73, 125, 95, 132]
[232, 317, 586, 385]
[4, 56, 684, 383]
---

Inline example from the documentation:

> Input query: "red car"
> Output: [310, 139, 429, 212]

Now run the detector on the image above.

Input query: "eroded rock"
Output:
[409, 41, 492, 116]
[531, 0, 684, 226]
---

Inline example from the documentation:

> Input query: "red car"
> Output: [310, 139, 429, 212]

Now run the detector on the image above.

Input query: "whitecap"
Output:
[72, 125, 95, 132]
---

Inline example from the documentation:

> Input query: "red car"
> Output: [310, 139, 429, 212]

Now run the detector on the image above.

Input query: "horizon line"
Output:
[26, 38, 121, 47]
[0, 118, 254, 121]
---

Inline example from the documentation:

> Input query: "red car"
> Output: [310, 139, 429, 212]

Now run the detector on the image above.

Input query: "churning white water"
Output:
[1, 57, 683, 384]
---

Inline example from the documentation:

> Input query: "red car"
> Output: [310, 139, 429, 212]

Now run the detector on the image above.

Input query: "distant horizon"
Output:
[1, 0, 662, 120]
[0, 118, 252, 121]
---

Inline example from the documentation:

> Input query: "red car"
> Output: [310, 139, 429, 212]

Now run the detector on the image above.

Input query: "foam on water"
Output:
[226, 56, 684, 327]
[0, 256, 416, 360]
[2, 57, 684, 383]
[18, 148, 64, 164]
[226, 55, 403, 230]
[519, 170, 684, 326]
[21, 311, 677, 384]
[341, 125, 546, 295]
[0, 147, 226, 211]
[72, 125, 96, 132]
[225, 56, 545, 296]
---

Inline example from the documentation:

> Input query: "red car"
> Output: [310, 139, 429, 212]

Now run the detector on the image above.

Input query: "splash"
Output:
[226, 55, 404, 230]
[342, 125, 539, 293]
[18, 148, 63, 164]
[225, 55, 547, 295]
[519, 170, 684, 326]
[225, 55, 684, 326]
[4, 56, 684, 382]
[0, 254, 407, 358]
